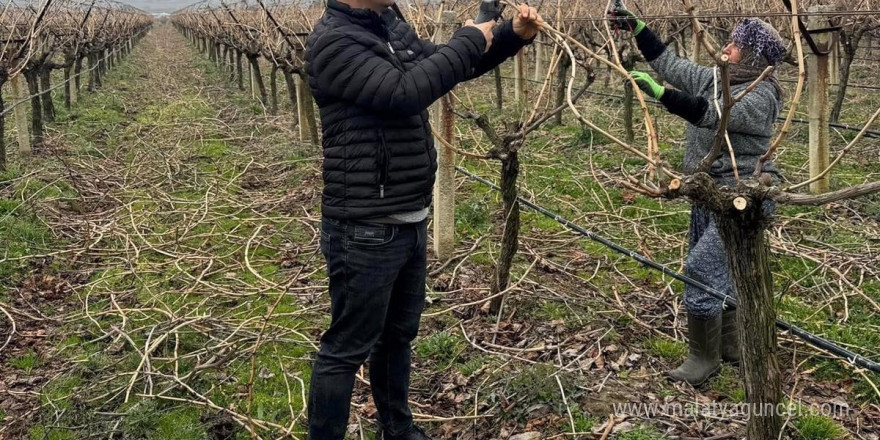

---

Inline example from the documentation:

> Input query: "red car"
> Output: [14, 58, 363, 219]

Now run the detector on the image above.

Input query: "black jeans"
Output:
[308, 216, 428, 440]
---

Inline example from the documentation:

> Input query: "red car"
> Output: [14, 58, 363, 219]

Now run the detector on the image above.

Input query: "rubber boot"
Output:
[669, 313, 722, 386]
[721, 309, 740, 363]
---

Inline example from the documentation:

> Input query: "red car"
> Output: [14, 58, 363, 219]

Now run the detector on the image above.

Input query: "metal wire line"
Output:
[455, 165, 880, 373]
[0, 28, 147, 117]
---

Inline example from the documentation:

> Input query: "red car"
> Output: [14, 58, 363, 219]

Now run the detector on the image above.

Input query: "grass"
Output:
[571, 408, 598, 433]
[416, 330, 466, 366]
[615, 426, 671, 440]
[10, 350, 42, 373]
[1, 22, 876, 440]
[120, 401, 208, 440]
[0, 28, 316, 440]
[644, 337, 688, 362]
[709, 365, 745, 402]
[793, 412, 845, 440]
[504, 363, 574, 416]
[456, 355, 491, 377]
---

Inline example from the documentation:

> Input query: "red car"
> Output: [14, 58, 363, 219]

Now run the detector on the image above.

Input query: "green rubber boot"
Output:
[669, 313, 722, 386]
[721, 309, 740, 364]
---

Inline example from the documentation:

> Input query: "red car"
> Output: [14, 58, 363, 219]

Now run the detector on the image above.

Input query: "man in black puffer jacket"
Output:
[306, 1, 542, 439]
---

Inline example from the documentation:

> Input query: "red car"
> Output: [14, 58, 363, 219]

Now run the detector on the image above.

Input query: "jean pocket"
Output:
[348, 224, 395, 247]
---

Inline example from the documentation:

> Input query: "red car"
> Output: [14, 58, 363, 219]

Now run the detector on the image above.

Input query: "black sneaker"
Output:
[381, 425, 434, 440]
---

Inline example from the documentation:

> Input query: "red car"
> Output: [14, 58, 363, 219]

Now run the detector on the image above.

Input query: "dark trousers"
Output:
[307, 217, 428, 440]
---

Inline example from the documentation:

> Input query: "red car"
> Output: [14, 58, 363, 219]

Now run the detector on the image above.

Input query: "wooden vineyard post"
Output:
[432, 12, 456, 260]
[10, 74, 31, 156]
[69, 70, 78, 106]
[533, 33, 544, 83]
[807, 6, 833, 194]
[514, 48, 526, 106]
[295, 69, 318, 146]
[250, 60, 256, 100]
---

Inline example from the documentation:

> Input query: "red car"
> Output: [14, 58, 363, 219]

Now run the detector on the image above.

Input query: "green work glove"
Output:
[608, 5, 646, 35]
[631, 71, 664, 100]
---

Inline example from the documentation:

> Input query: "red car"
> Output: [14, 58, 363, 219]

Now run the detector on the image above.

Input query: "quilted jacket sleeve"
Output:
[635, 27, 713, 96]
[310, 26, 487, 116]
[420, 20, 531, 80]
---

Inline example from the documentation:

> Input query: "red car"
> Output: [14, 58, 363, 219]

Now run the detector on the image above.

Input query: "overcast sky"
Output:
[122, 0, 197, 13]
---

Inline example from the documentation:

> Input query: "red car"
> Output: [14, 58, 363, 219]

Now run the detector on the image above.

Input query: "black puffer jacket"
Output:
[307, 0, 529, 220]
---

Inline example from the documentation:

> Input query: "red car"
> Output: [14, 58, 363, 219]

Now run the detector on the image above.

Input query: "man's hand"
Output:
[631, 71, 664, 99]
[512, 5, 542, 40]
[465, 19, 496, 53]
[608, 4, 645, 35]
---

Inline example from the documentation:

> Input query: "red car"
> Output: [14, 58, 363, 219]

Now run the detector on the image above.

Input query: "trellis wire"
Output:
[0, 27, 149, 118]
[455, 165, 880, 374]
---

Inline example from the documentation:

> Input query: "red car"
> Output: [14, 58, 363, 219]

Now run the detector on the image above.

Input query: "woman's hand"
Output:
[631, 71, 665, 99]
[608, 5, 645, 35]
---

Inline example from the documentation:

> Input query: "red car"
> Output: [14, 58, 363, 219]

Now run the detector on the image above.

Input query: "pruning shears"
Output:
[475, 0, 506, 24]
[609, 0, 626, 37]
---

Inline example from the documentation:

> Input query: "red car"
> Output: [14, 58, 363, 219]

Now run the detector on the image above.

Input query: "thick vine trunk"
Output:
[88, 54, 96, 91]
[75, 57, 83, 92]
[95, 53, 104, 88]
[270, 66, 279, 115]
[25, 70, 44, 150]
[716, 208, 782, 440]
[247, 55, 268, 107]
[236, 50, 244, 91]
[831, 33, 860, 124]
[830, 54, 852, 123]
[489, 150, 520, 315]
[283, 71, 298, 127]
[554, 57, 569, 125]
[222, 45, 230, 75]
[40, 67, 55, 123]
[63, 66, 72, 109]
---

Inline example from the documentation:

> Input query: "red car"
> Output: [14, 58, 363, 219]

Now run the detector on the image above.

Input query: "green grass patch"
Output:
[455, 197, 492, 237]
[28, 426, 77, 440]
[121, 400, 207, 440]
[645, 338, 687, 362]
[456, 355, 492, 378]
[572, 407, 598, 433]
[197, 139, 229, 159]
[792, 412, 845, 440]
[708, 365, 745, 402]
[616, 425, 670, 440]
[41, 375, 83, 411]
[851, 372, 880, 405]
[10, 350, 43, 373]
[416, 330, 465, 366]
[504, 363, 572, 415]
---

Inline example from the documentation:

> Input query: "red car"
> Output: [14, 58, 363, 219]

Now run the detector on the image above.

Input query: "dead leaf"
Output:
[258, 366, 275, 379]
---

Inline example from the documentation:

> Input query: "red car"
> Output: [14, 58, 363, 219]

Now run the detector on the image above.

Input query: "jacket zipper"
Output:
[377, 130, 389, 199]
